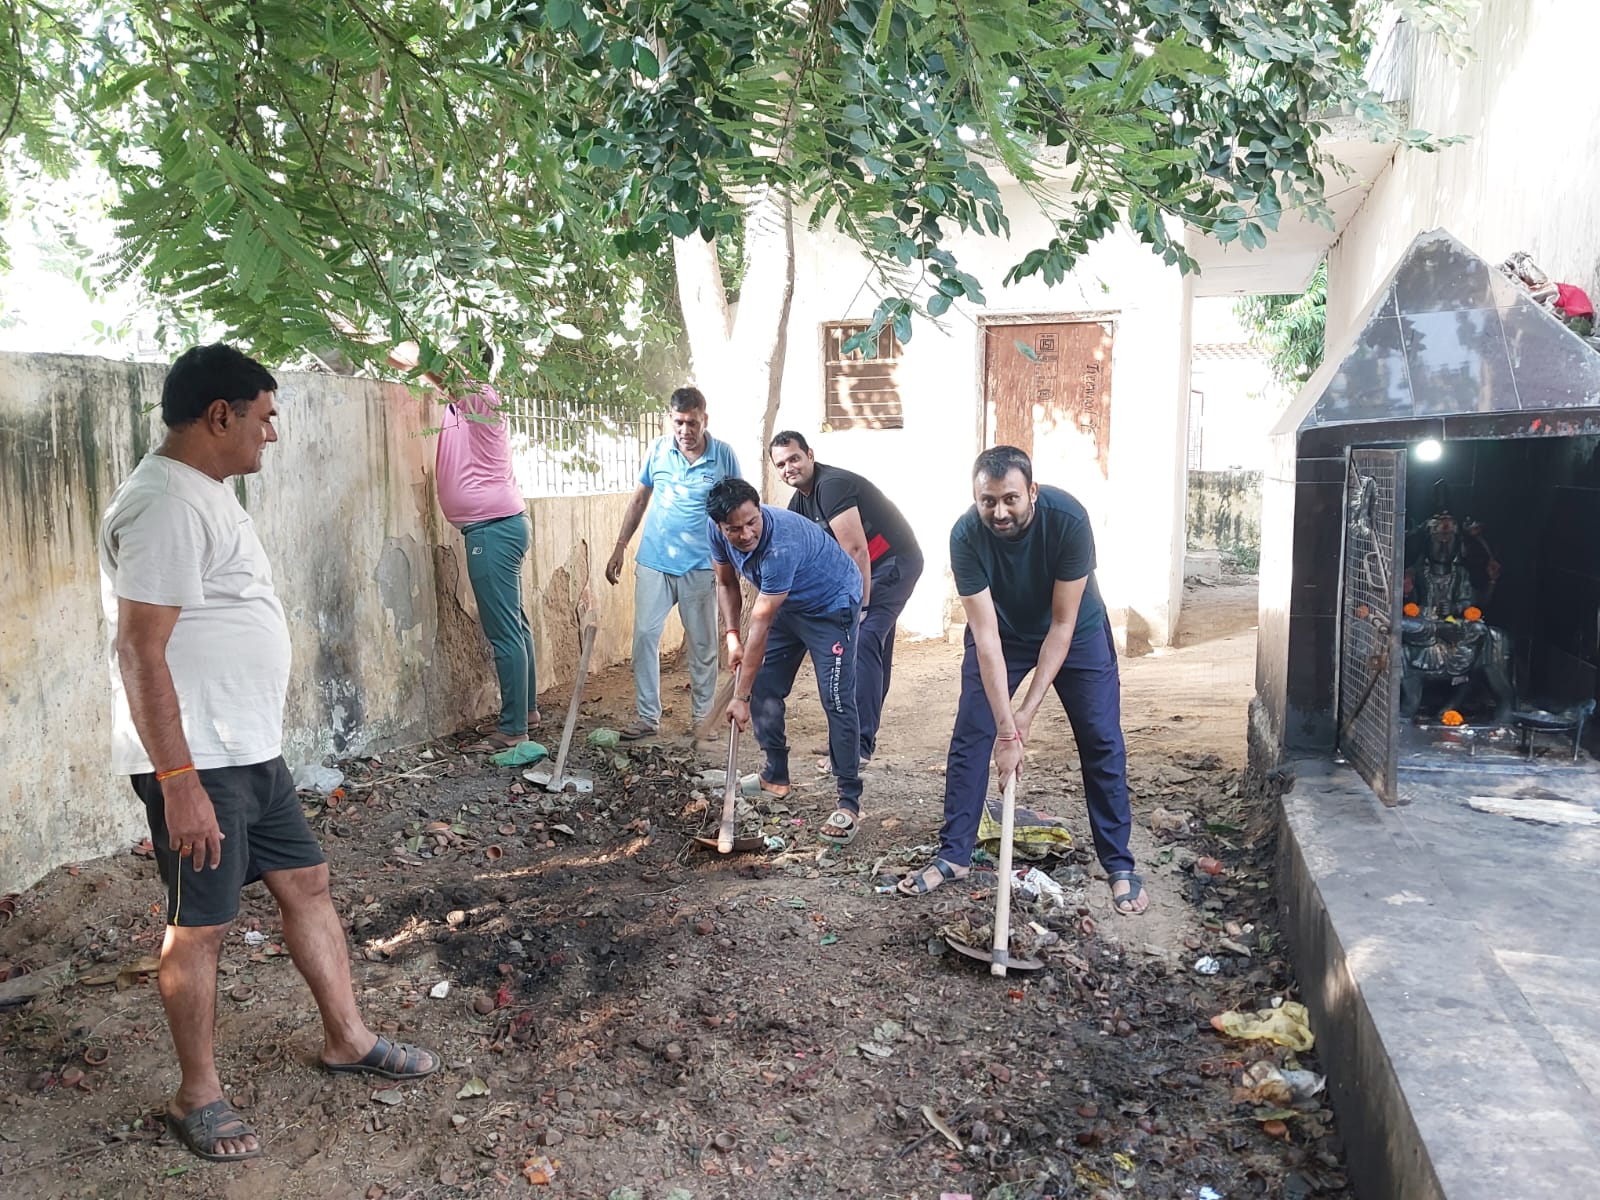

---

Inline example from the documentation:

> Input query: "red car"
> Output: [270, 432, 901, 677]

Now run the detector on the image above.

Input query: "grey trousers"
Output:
[633, 565, 718, 726]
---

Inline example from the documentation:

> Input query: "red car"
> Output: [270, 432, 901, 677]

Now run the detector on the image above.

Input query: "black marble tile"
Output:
[1296, 455, 1348, 484]
[1402, 309, 1519, 415]
[1529, 643, 1597, 709]
[1314, 315, 1413, 426]
[1286, 613, 1338, 724]
[1499, 293, 1600, 410]
[1392, 232, 1498, 315]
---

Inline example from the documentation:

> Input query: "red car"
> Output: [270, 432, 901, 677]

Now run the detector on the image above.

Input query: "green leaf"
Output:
[544, 0, 573, 30]
[608, 41, 634, 72]
[635, 46, 660, 80]
[926, 292, 951, 317]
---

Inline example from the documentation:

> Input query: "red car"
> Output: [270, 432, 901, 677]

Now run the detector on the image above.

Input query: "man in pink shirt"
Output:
[430, 346, 539, 751]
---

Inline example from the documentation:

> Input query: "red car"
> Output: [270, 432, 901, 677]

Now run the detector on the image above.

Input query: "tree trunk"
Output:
[672, 184, 795, 497]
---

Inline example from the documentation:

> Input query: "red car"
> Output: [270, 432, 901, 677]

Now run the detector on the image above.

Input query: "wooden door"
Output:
[984, 322, 1114, 496]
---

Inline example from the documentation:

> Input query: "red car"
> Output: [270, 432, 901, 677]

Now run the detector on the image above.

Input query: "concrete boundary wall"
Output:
[0, 352, 662, 894]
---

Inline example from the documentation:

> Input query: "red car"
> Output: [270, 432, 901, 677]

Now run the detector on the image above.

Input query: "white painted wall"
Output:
[1329, 1, 1600, 344]
[776, 184, 1192, 650]
[1190, 299, 1287, 474]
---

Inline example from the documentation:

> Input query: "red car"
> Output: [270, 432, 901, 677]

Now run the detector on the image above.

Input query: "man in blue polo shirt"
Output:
[706, 478, 866, 848]
[897, 446, 1148, 916]
[606, 386, 742, 740]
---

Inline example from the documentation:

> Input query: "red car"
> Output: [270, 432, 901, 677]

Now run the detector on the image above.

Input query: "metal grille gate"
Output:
[1338, 448, 1407, 805]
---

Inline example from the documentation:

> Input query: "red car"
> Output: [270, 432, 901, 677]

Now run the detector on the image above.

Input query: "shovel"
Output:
[941, 772, 1043, 975]
[524, 614, 597, 794]
[693, 719, 765, 854]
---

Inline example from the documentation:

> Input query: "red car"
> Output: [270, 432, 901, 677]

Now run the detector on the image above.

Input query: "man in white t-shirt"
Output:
[99, 344, 438, 1164]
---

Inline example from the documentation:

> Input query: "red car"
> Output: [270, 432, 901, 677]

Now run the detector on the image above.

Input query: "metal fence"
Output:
[501, 395, 664, 497]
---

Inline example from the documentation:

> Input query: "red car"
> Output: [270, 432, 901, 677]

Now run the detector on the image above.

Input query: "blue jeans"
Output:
[752, 603, 863, 812]
[632, 565, 718, 727]
[463, 514, 536, 736]
[938, 620, 1132, 872]
[857, 555, 922, 759]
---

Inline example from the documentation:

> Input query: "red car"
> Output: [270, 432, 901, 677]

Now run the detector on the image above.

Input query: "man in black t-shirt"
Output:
[771, 432, 924, 763]
[896, 445, 1148, 916]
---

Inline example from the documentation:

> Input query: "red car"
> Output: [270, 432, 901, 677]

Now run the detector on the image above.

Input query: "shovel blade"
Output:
[543, 770, 594, 795]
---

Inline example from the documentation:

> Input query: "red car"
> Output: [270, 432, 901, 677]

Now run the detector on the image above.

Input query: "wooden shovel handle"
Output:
[991, 772, 1017, 977]
[548, 615, 597, 784]
[717, 721, 740, 853]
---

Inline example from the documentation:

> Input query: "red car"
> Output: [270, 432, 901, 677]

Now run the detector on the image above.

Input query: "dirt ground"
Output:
[0, 577, 1352, 1200]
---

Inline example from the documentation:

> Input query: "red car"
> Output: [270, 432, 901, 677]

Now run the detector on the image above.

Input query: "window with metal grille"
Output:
[823, 322, 904, 430]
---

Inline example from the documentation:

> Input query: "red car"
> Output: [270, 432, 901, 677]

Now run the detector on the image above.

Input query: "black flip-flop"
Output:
[1108, 870, 1148, 916]
[896, 858, 969, 896]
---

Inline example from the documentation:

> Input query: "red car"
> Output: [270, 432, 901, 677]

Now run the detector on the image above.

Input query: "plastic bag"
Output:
[1210, 1000, 1315, 1051]
[490, 740, 549, 767]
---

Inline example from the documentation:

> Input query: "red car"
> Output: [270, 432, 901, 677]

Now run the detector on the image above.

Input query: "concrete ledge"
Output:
[1277, 764, 1442, 1200]
[1278, 760, 1600, 1199]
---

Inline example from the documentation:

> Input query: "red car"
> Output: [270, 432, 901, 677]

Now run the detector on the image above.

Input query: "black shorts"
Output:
[132, 757, 325, 927]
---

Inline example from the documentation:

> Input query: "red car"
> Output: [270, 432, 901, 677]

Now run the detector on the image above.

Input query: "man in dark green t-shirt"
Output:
[897, 446, 1148, 916]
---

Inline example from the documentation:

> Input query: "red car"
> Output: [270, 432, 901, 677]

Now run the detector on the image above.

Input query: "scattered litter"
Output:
[1195, 856, 1225, 876]
[978, 797, 1073, 859]
[1198, 1189, 1224, 1200]
[292, 763, 345, 793]
[429, 981, 452, 999]
[857, 1041, 893, 1058]
[243, 931, 267, 947]
[1240, 1061, 1325, 1105]
[921, 1105, 963, 1151]
[1218, 937, 1253, 958]
[1193, 955, 1222, 975]
[1149, 807, 1190, 835]
[371, 1087, 403, 1106]
[521, 1154, 558, 1184]
[491, 741, 548, 767]
[455, 1076, 490, 1099]
[1210, 1000, 1315, 1051]
[587, 728, 620, 748]
[1011, 866, 1066, 907]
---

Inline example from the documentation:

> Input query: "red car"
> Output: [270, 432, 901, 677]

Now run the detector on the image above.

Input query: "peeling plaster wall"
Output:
[0, 354, 496, 893]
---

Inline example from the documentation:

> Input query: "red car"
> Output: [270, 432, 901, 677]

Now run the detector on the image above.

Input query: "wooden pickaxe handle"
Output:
[991, 773, 1017, 978]
[717, 721, 740, 853]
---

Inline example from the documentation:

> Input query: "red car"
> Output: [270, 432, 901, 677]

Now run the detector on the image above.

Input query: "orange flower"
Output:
[1441, 710, 1466, 727]
[1403, 603, 1421, 618]
[1354, 604, 1370, 620]
[1463, 606, 1482, 621]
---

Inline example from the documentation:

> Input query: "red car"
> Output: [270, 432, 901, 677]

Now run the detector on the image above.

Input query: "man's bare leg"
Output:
[160, 922, 259, 1157]
[262, 864, 381, 1066]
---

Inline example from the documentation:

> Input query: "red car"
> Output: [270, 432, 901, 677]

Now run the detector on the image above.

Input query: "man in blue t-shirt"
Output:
[897, 446, 1148, 916]
[706, 477, 866, 847]
[605, 386, 742, 740]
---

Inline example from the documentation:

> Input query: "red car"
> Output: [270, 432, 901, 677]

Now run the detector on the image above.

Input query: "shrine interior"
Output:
[1397, 434, 1600, 763]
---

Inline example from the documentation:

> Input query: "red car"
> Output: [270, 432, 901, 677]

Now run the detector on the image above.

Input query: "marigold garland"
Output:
[1441, 710, 1466, 727]
[1403, 602, 1421, 618]
[1463, 606, 1482, 621]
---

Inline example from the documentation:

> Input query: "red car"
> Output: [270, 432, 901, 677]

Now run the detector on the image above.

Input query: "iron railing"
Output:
[501, 395, 664, 497]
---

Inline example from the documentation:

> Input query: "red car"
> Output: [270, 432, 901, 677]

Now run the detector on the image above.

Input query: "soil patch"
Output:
[0, 578, 1350, 1199]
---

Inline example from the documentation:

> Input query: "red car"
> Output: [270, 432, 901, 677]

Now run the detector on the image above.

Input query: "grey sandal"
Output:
[323, 1035, 440, 1081]
[165, 1098, 262, 1162]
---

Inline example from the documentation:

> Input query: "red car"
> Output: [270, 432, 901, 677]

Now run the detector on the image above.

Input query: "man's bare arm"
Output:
[605, 484, 654, 585]
[1014, 577, 1087, 730]
[827, 506, 873, 610]
[116, 599, 225, 870]
[961, 589, 1025, 780]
